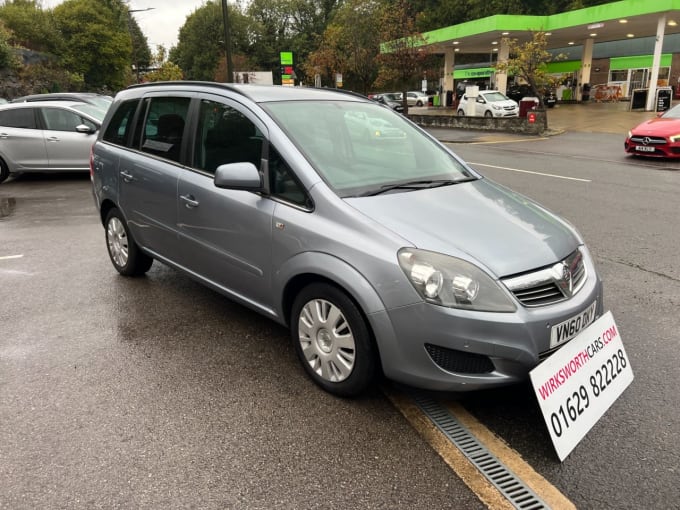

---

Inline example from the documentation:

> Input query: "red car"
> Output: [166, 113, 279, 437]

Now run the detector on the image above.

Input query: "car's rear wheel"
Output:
[291, 283, 377, 397]
[105, 208, 153, 276]
[0, 158, 9, 184]
[484, 110, 493, 117]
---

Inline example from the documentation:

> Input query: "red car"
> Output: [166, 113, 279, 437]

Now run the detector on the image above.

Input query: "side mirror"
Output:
[76, 124, 96, 134]
[214, 162, 262, 191]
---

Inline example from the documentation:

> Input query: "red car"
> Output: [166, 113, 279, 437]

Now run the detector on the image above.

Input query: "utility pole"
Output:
[221, 0, 234, 83]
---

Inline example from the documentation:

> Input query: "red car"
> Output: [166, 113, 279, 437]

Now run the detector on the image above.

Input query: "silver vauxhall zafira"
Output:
[91, 82, 603, 396]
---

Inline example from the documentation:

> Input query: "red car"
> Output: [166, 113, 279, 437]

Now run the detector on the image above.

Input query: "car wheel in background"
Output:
[0, 158, 8, 184]
[291, 283, 377, 397]
[416, 100, 423, 106]
[104, 208, 153, 276]
[457, 109, 465, 116]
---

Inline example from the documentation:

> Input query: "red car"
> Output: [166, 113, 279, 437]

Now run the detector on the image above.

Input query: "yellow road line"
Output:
[385, 387, 575, 510]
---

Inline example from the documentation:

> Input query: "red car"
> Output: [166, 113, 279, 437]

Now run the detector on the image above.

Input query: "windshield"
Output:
[71, 103, 107, 122]
[483, 92, 511, 102]
[662, 104, 680, 119]
[263, 100, 475, 197]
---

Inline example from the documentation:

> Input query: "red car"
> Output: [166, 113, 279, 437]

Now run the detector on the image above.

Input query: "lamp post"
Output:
[221, 0, 234, 83]
[128, 7, 155, 83]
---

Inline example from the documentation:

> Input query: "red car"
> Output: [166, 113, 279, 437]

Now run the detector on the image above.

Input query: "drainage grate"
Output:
[411, 392, 549, 510]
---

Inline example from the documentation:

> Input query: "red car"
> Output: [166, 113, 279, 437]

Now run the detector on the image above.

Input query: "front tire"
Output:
[291, 283, 377, 397]
[457, 109, 465, 116]
[484, 110, 493, 117]
[105, 208, 153, 276]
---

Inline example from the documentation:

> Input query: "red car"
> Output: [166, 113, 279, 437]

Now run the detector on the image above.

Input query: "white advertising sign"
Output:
[530, 311, 634, 461]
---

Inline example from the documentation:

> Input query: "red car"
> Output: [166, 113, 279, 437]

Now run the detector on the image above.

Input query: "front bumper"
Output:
[371, 267, 604, 392]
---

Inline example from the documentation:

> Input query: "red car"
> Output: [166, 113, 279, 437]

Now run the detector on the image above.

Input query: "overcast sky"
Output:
[42, 0, 207, 51]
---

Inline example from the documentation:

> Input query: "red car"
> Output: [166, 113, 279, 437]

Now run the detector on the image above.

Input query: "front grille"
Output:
[502, 248, 587, 307]
[425, 344, 494, 374]
[630, 135, 667, 145]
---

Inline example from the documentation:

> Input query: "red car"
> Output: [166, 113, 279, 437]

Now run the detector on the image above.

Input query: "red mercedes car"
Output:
[625, 104, 680, 158]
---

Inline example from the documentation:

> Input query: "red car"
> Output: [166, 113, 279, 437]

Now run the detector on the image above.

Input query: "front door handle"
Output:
[180, 194, 199, 208]
[120, 170, 134, 182]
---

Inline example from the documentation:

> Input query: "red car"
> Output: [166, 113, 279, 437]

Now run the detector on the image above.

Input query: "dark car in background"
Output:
[372, 93, 404, 113]
[11, 92, 113, 111]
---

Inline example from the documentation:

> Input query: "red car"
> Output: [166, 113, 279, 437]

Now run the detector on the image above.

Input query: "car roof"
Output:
[11, 92, 110, 104]
[0, 100, 93, 109]
[123, 81, 370, 104]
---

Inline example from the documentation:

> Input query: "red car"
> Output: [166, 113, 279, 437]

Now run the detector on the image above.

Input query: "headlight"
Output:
[627, 131, 632, 138]
[670, 133, 680, 142]
[492, 104, 502, 110]
[398, 248, 516, 312]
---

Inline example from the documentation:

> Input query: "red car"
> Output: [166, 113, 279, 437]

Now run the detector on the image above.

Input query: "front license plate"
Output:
[635, 145, 655, 152]
[550, 301, 597, 348]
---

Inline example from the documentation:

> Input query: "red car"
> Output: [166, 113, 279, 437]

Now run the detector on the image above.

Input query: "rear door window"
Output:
[140, 97, 190, 163]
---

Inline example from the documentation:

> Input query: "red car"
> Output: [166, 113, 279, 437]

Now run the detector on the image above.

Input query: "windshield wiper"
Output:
[361, 178, 475, 197]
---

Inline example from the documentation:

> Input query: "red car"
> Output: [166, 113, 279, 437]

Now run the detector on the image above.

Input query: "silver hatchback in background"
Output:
[91, 82, 603, 396]
[0, 100, 104, 183]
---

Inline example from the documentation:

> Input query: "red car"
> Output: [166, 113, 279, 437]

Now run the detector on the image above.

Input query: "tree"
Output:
[303, 0, 381, 93]
[128, 14, 151, 82]
[376, 0, 430, 114]
[495, 31, 563, 129]
[143, 45, 183, 82]
[52, 0, 133, 91]
[0, 21, 19, 71]
[0, 0, 64, 54]
[172, 1, 251, 81]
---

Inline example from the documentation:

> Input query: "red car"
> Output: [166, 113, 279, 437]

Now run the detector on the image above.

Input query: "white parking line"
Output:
[469, 162, 592, 182]
[0, 254, 24, 260]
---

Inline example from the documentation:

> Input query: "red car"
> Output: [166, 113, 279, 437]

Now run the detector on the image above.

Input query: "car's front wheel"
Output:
[291, 283, 377, 397]
[484, 110, 493, 117]
[457, 109, 465, 116]
[104, 208, 153, 276]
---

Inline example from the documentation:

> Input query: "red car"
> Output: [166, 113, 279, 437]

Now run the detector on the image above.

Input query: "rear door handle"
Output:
[46, 136, 60, 142]
[120, 170, 134, 182]
[180, 194, 199, 208]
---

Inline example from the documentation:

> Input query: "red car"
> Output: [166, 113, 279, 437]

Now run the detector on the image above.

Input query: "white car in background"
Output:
[457, 90, 519, 117]
[406, 91, 429, 107]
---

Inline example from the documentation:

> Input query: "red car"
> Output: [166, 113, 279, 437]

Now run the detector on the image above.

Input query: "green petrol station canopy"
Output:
[420, 0, 680, 54]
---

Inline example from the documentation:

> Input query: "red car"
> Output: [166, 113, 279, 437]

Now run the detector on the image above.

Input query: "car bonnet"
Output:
[344, 178, 579, 278]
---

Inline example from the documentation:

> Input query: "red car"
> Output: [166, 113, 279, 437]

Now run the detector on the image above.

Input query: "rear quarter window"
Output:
[0, 108, 37, 129]
[103, 99, 140, 146]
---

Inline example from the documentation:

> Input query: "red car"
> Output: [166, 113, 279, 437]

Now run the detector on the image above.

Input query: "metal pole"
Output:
[221, 0, 234, 83]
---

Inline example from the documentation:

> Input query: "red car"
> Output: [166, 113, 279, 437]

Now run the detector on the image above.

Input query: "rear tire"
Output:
[291, 283, 377, 397]
[104, 208, 153, 276]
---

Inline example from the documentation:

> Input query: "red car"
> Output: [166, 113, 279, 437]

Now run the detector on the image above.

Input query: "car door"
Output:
[39, 106, 98, 170]
[117, 94, 192, 259]
[0, 107, 48, 171]
[177, 95, 276, 309]
[475, 95, 488, 116]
